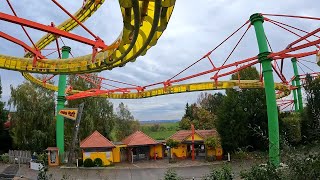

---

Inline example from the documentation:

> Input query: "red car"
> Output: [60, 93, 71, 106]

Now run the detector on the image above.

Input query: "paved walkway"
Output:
[1, 159, 262, 180]
[0, 164, 19, 179]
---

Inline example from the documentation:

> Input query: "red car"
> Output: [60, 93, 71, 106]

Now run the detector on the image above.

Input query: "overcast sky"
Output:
[0, 0, 319, 121]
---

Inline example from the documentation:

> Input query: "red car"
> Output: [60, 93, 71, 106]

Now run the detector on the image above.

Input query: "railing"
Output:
[8, 150, 31, 164]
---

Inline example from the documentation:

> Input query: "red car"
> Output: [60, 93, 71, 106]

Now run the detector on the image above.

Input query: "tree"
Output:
[66, 75, 115, 146]
[301, 74, 320, 142]
[183, 103, 195, 119]
[180, 101, 217, 130]
[192, 106, 215, 130]
[216, 67, 268, 151]
[114, 102, 140, 141]
[204, 136, 220, 148]
[197, 92, 225, 114]
[166, 139, 179, 160]
[9, 81, 56, 152]
[0, 77, 11, 153]
[179, 117, 192, 130]
[180, 92, 225, 130]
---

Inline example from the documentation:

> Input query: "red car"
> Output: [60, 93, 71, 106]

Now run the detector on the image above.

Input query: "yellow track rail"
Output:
[24, 72, 290, 99]
[95, 80, 290, 99]
[0, 0, 176, 74]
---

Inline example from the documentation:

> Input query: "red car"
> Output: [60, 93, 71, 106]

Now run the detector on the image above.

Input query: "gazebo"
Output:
[122, 131, 163, 162]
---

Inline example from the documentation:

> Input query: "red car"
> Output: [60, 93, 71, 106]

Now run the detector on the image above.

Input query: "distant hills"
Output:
[140, 119, 180, 124]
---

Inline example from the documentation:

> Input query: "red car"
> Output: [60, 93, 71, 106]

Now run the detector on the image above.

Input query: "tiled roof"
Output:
[122, 131, 157, 146]
[80, 130, 115, 148]
[196, 130, 218, 139]
[46, 147, 59, 151]
[168, 130, 192, 141]
[168, 129, 219, 141]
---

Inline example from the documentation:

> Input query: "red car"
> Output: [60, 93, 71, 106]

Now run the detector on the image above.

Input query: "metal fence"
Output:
[8, 150, 31, 164]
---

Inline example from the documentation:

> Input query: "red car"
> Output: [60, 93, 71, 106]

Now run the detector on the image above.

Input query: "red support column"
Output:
[154, 145, 156, 160]
[191, 124, 195, 161]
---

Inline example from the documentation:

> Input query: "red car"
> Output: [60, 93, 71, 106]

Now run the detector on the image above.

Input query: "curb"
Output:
[59, 161, 227, 170]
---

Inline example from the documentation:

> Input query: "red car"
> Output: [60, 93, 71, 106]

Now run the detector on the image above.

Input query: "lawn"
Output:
[141, 122, 179, 140]
[146, 130, 177, 140]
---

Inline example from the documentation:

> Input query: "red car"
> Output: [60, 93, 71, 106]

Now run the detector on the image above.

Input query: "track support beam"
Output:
[291, 80, 299, 112]
[291, 58, 303, 111]
[250, 13, 280, 166]
[56, 46, 71, 162]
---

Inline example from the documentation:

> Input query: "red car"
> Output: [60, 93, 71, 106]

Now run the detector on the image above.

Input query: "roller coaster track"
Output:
[1, 5, 318, 102]
[23, 72, 290, 99]
[0, 0, 176, 73]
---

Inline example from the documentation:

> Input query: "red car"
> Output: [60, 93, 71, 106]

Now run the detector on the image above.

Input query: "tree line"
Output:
[0, 74, 139, 153]
[179, 67, 320, 152]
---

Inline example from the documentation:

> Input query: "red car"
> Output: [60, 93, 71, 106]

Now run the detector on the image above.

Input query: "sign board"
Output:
[58, 108, 78, 120]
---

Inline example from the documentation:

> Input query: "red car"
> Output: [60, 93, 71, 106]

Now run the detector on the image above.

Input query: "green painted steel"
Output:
[292, 80, 299, 112]
[291, 58, 303, 111]
[56, 46, 71, 161]
[250, 13, 280, 166]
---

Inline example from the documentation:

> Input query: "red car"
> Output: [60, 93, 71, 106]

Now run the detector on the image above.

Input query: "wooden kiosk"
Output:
[46, 147, 60, 166]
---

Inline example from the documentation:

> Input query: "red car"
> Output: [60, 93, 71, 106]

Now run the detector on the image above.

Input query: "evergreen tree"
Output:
[216, 67, 268, 151]
[301, 74, 320, 142]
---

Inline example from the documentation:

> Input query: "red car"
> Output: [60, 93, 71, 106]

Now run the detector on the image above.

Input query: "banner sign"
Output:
[58, 108, 78, 120]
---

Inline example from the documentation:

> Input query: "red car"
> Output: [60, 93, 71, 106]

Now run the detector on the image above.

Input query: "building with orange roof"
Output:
[80, 130, 117, 165]
[167, 129, 222, 161]
[121, 131, 164, 162]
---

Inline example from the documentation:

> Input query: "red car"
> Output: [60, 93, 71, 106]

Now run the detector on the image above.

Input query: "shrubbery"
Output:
[202, 165, 233, 180]
[164, 169, 182, 180]
[93, 158, 103, 167]
[240, 151, 320, 180]
[287, 152, 320, 179]
[1, 153, 9, 163]
[281, 113, 301, 145]
[240, 163, 288, 180]
[83, 158, 94, 167]
[205, 156, 216, 162]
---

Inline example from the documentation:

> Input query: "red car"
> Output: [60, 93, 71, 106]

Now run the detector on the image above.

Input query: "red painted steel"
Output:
[0, 12, 108, 49]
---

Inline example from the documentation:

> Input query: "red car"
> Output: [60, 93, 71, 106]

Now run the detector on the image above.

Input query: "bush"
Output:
[83, 158, 94, 167]
[205, 136, 219, 148]
[164, 169, 182, 180]
[233, 148, 250, 160]
[37, 162, 52, 180]
[1, 153, 9, 163]
[205, 156, 216, 162]
[166, 139, 179, 148]
[281, 114, 302, 144]
[202, 165, 233, 180]
[37, 153, 47, 165]
[93, 158, 103, 167]
[287, 152, 320, 180]
[240, 163, 287, 180]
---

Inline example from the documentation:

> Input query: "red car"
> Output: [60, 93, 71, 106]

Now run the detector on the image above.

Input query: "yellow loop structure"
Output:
[0, 0, 176, 74]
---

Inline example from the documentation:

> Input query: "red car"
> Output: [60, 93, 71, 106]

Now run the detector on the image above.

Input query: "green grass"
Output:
[141, 122, 179, 140]
[141, 122, 179, 128]
[146, 130, 177, 140]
